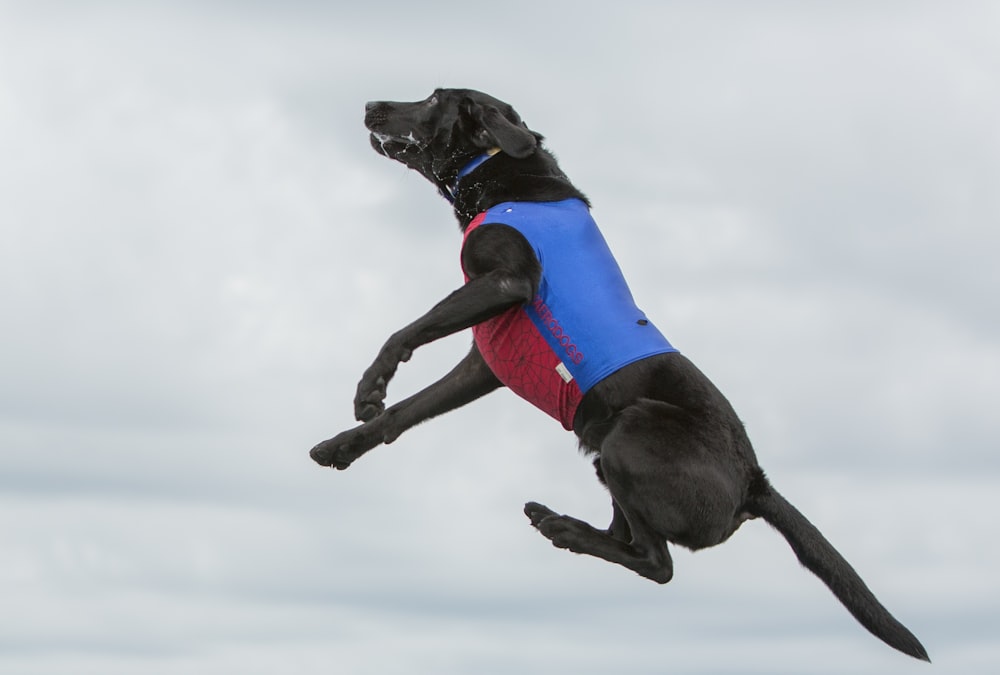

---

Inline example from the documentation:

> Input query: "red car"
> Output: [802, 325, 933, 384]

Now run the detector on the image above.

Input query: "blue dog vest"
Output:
[463, 198, 677, 428]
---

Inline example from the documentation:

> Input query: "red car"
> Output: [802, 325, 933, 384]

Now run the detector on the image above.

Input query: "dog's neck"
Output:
[447, 147, 591, 229]
[444, 148, 501, 202]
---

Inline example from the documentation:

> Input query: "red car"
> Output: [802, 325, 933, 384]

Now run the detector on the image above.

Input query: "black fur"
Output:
[310, 88, 928, 661]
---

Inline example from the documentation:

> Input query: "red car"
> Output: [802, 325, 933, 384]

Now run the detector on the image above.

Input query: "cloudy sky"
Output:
[2, 1, 997, 672]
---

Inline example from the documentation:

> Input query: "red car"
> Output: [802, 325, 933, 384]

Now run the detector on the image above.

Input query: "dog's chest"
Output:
[462, 200, 677, 429]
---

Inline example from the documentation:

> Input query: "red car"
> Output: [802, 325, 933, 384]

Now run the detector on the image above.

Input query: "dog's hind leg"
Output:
[526, 405, 679, 583]
[593, 457, 632, 542]
[526, 398, 745, 583]
[524, 501, 673, 583]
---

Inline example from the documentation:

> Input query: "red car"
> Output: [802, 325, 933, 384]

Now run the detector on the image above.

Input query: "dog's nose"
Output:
[364, 102, 386, 128]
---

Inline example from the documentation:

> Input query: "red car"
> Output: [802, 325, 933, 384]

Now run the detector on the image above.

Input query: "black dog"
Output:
[310, 88, 928, 661]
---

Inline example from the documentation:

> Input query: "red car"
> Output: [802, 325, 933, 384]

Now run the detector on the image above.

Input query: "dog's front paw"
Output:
[354, 339, 414, 422]
[310, 423, 383, 469]
[354, 371, 388, 422]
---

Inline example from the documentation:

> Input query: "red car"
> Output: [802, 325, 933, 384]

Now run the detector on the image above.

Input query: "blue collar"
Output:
[445, 148, 500, 202]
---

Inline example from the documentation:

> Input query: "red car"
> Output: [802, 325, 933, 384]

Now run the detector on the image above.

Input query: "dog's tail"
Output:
[745, 469, 929, 662]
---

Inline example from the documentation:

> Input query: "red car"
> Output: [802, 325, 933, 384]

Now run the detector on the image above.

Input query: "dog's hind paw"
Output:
[524, 501, 557, 528]
[524, 502, 592, 551]
[526, 501, 621, 556]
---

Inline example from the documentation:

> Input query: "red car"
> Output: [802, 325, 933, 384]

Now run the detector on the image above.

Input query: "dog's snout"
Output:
[364, 101, 389, 130]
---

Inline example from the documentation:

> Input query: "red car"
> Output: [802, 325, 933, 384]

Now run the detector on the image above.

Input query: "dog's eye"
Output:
[426, 94, 438, 106]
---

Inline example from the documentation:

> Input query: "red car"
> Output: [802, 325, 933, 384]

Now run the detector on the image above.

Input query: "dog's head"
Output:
[364, 88, 540, 195]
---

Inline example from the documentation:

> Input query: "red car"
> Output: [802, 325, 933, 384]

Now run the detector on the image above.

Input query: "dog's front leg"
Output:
[353, 272, 533, 422]
[311, 344, 501, 469]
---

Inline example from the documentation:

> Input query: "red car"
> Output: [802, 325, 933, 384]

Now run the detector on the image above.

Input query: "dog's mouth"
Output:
[369, 130, 424, 159]
[371, 130, 419, 146]
[366, 104, 418, 146]
[368, 132, 402, 156]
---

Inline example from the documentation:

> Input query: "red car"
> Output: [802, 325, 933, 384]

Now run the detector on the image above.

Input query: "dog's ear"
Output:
[468, 102, 538, 159]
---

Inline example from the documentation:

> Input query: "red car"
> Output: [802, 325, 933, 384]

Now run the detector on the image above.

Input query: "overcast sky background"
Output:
[1, 1, 998, 673]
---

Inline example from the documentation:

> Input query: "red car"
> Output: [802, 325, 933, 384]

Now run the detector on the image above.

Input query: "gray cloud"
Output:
[1, 1, 997, 673]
